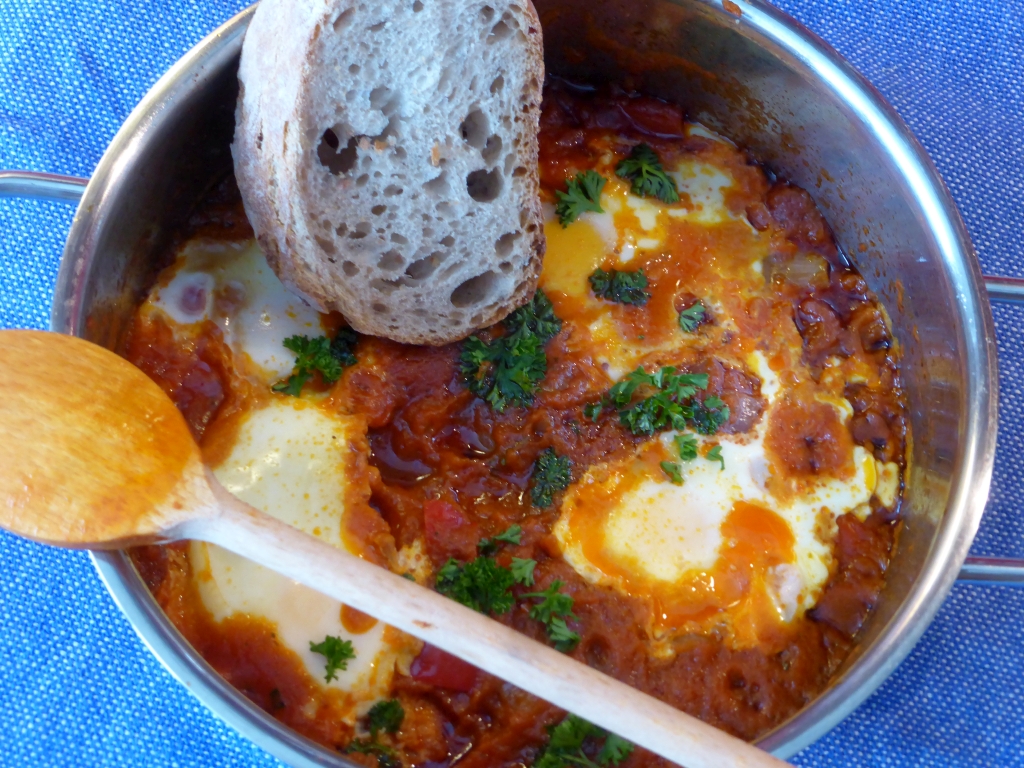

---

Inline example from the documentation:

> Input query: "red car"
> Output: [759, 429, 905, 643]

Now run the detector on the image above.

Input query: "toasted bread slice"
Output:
[233, 0, 545, 345]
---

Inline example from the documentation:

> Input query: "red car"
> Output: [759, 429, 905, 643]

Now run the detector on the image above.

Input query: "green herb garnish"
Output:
[583, 401, 603, 421]
[660, 461, 683, 485]
[674, 433, 698, 461]
[615, 143, 679, 204]
[479, 524, 523, 556]
[589, 268, 650, 306]
[531, 448, 572, 508]
[511, 557, 537, 587]
[522, 580, 580, 652]
[691, 395, 731, 435]
[678, 301, 706, 333]
[309, 635, 356, 682]
[273, 328, 358, 396]
[555, 170, 606, 226]
[706, 444, 725, 470]
[534, 714, 635, 768]
[460, 290, 561, 412]
[436, 556, 516, 615]
[366, 699, 404, 738]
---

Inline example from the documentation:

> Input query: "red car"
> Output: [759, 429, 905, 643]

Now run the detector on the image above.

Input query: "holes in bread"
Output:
[369, 20, 387, 32]
[479, 5, 495, 22]
[466, 167, 502, 202]
[482, 135, 503, 164]
[423, 171, 449, 196]
[356, 174, 370, 187]
[512, 166, 528, 177]
[349, 64, 360, 74]
[370, 87, 392, 111]
[342, 261, 359, 276]
[391, 232, 408, 244]
[440, 234, 455, 247]
[333, 7, 355, 30]
[490, 75, 504, 94]
[315, 235, 337, 255]
[495, 231, 520, 257]
[372, 302, 387, 313]
[406, 251, 445, 280]
[378, 250, 404, 271]
[371, 278, 401, 295]
[451, 271, 498, 307]
[336, 223, 348, 236]
[460, 109, 489, 149]
[436, 201, 454, 218]
[384, 185, 404, 197]
[487, 20, 512, 43]
[471, 312, 484, 326]
[412, 0, 423, 10]
[499, 261, 512, 274]
[371, 204, 387, 216]
[349, 222, 372, 239]
[317, 130, 360, 175]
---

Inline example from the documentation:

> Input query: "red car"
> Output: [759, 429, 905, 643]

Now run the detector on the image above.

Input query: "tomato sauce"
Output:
[127, 83, 906, 765]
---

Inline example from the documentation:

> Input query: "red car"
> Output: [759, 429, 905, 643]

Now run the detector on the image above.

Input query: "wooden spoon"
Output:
[0, 329, 788, 768]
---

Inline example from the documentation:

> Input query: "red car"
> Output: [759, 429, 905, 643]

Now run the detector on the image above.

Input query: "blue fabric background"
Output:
[1, 0, 1021, 765]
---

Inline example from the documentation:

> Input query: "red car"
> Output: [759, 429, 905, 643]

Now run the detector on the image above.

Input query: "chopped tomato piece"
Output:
[616, 96, 686, 139]
[410, 644, 478, 692]
[423, 499, 479, 562]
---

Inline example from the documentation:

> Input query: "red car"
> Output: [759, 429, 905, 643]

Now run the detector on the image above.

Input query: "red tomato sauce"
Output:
[127, 84, 906, 765]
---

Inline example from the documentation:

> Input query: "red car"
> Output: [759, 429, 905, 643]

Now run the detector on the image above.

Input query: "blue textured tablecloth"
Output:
[1, 1, 1022, 765]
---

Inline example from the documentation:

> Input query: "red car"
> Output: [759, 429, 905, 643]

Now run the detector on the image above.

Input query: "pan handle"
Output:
[957, 276, 1024, 587]
[0, 170, 87, 203]
[5, 169, 1022, 586]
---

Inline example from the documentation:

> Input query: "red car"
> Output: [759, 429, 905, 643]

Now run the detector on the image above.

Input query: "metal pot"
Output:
[3, 1, 1023, 764]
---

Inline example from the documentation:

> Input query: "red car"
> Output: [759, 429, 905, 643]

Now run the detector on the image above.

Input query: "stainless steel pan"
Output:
[3, 1, 1023, 764]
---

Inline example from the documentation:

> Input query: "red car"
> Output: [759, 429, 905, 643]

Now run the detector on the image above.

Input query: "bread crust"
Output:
[233, 0, 546, 345]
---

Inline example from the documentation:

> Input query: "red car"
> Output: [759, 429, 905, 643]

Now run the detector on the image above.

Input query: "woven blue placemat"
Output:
[1, 1, 1022, 765]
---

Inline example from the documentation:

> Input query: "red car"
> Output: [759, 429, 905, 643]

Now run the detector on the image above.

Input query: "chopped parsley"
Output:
[588, 268, 650, 306]
[678, 301, 706, 333]
[478, 524, 523, 556]
[534, 715, 635, 768]
[460, 290, 561, 412]
[583, 401, 603, 421]
[660, 461, 683, 485]
[674, 432, 699, 461]
[346, 739, 400, 768]
[555, 170, 606, 227]
[706, 444, 725, 470]
[691, 395, 731, 435]
[366, 699, 404, 738]
[530, 448, 572, 507]
[522, 580, 580, 652]
[309, 635, 356, 682]
[436, 556, 516, 615]
[615, 143, 679, 204]
[273, 328, 358, 396]
[511, 557, 537, 587]
[591, 365, 732, 439]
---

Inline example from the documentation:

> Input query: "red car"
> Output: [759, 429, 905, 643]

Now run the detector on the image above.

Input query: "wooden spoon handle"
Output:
[187, 481, 788, 768]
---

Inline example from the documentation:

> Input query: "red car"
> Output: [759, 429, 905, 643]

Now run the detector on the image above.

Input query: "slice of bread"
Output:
[233, 0, 546, 345]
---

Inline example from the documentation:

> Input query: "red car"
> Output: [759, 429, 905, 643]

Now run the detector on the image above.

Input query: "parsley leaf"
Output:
[511, 557, 537, 586]
[346, 739, 399, 768]
[691, 395, 731, 435]
[531, 448, 572, 507]
[583, 401, 603, 421]
[309, 635, 356, 682]
[674, 433, 699, 461]
[589, 268, 650, 306]
[534, 715, 635, 768]
[678, 301, 706, 333]
[706, 444, 725, 470]
[555, 170, 606, 227]
[505, 289, 562, 344]
[615, 143, 679, 204]
[479, 524, 523, 556]
[660, 461, 683, 485]
[460, 290, 561, 412]
[366, 699, 404, 738]
[522, 580, 580, 651]
[597, 734, 635, 766]
[273, 330, 358, 396]
[436, 557, 515, 615]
